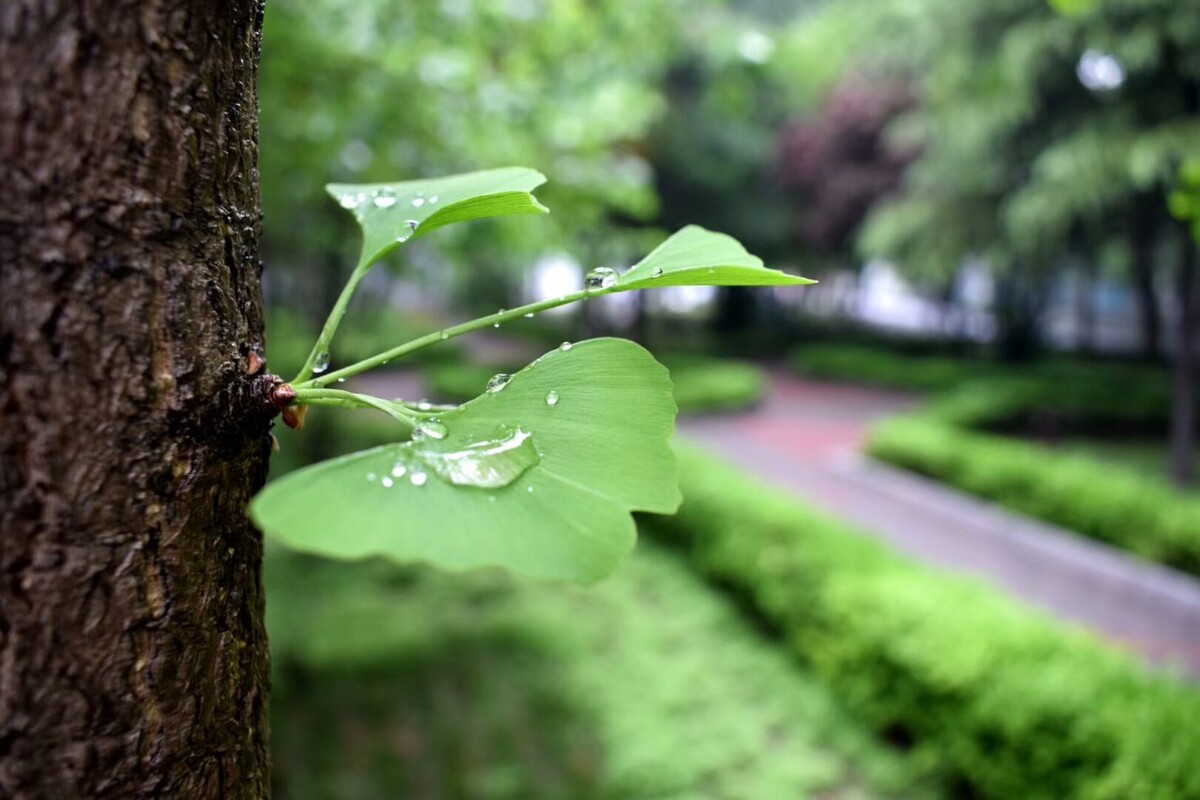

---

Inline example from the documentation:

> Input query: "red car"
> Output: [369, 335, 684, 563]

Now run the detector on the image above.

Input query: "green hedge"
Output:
[792, 345, 1171, 420]
[267, 542, 933, 799]
[647, 447, 1200, 800]
[792, 344, 992, 393]
[869, 415, 1200, 575]
[425, 355, 765, 414]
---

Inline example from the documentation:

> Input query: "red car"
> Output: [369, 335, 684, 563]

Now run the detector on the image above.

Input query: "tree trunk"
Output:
[1169, 230, 1198, 486]
[1129, 206, 1162, 360]
[0, 3, 271, 798]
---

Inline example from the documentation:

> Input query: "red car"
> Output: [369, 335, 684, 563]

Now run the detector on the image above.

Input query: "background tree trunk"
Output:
[1128, 205, 1162, 360]
[0, 2, 271, 798]
[1169, 230, 1198, 486]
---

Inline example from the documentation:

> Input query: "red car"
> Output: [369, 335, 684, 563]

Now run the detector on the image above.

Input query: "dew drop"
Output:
[545, 390, 559, 407]
[419, 425, 540, 489]
[374, 195, 397, 208]
[486, 373, 513, 394]
[559, 341, 573, 351]
[651, 267, 664, 278]
[411, 197, 425, 207]
[366, 472, 377, 482]
[439, 330, 449, 340]
[381, 476, 394, 488]
[313, 351, 330, 373]
[414, 418, 448, 440]
[337, 377, 346, 383]
[429, 195, 439, 204]
[585, 267, 618, 291]
[493, 322, 500, 328]
[338, 195, 358, 210]
[524, 312, 534, 318]
[417, 400, 434, 411]
[527, 486, 534, 493]
[410, 471, 428, 486]
[391, 463, 407, 478]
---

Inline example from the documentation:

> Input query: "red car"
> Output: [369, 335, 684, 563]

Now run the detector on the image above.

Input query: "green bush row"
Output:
[868, 415, 1200, 575]
[792, 344, 1172, 425]
[267, 542, 933, 799]
[424, 355, 765, 414]
[646, 446, 1200, 800]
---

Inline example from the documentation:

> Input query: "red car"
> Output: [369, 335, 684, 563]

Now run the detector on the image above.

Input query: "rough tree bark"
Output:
[1, 2, 272, 798]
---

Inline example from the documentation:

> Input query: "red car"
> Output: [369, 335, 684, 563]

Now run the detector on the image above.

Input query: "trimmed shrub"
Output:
[647, 447, 1200, 800]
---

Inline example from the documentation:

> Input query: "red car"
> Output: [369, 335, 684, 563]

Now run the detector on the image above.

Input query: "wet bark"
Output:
[0, 2, 271, 798]
[1169, 230, 1198, 486]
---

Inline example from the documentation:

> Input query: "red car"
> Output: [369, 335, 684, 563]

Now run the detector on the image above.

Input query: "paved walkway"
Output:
[682, 372, 1200, 678]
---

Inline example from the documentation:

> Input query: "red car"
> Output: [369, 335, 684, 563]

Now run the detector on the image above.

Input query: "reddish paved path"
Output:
[682, 372, 1200, 678]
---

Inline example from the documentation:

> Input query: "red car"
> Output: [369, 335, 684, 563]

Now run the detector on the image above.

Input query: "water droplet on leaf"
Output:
[381, 476, 394, 488]
[411, 197, 425, 207]
[313, 351, 330, 373]
[366, 472, 377, 482]
[559, 341, 573, 351]
[414, 419, 448, 440]
[439, 330, 449, 340]
[585, 267, 618, 291]
[545, 390, 559, 407]
[391, 463, 407, 478]
[486, 373, 512, 394]
[373, 195, 397, 208]
[410, 471, 428, 486]
[419, 425, 540, 489]
[338, 195, 358, 210]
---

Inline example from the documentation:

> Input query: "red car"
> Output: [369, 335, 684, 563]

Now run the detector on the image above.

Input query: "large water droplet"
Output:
[420, 426, 540, 489]
[486, 373, 512, 394]
[313, 351, 330, 373]
[374, 195, 397, 208]
[410, 471, 428, 486]
[391, 463, 407, 478]
[545, 390, 559, 407]
[413, 418, 448, 440]
[585, 267, 618, 291]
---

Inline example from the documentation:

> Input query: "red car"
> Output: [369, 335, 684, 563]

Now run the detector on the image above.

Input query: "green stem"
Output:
[294, 286, 609, 390]
[294, 260, 374, 384]
[292, 387, 419, 430]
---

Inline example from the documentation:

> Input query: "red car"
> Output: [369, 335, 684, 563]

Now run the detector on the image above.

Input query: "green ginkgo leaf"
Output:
[327, 167, 549, 270]
[252, 339, 679, 583]
[615, 225, 815, 290]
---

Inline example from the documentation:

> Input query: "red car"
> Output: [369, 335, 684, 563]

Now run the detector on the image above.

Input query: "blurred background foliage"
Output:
[258, 0, 1200, 797]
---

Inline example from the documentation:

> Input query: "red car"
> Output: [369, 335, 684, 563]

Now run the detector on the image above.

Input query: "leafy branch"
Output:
[253, 167, 812, 583]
